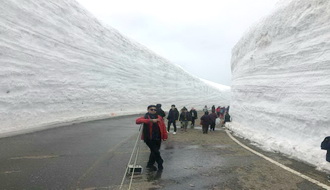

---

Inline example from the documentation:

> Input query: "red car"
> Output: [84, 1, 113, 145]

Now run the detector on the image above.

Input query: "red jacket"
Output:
[136, 115, 168, 141]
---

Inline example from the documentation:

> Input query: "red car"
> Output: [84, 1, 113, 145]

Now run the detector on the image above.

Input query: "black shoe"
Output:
[154, 170, 163, 179]
[158, 164, 163, 171]
[146, 165, 157, 171]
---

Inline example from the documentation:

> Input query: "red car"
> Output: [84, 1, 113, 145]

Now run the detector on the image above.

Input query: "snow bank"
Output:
[0, 0, 230, 137]
[230, 0, 330, 171]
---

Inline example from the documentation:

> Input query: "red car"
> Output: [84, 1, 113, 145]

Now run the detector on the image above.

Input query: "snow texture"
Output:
[230, 0, 330, 171]
[0, 0, 230, 137]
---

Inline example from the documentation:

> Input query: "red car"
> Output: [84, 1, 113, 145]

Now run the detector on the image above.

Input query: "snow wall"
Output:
[230, 0, 330, 171]
[0, 0, 230, 137]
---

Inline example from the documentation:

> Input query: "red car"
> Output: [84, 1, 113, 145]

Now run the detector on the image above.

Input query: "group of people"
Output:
[200, 105, 231, 134]
[157, 104, 198, 134]
[135, 104, 230, 171]
[136, 104, 329, 181]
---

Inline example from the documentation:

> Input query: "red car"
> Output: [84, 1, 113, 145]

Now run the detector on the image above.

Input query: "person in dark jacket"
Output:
[136, 105, 168, 171]
[209, 111, 217, 131]
[224, 112, 231, 123]
[189, 107, 198, 128]
[223, 112, 231, 128]
[211, 105, 215, 113]
[226, 106, 230, 113]
[156, 104, 166, 118]
[327, 150, 330, 181]
[167, 104, 179, 134]
[321, 136, 330, 180]
[179, 107, 192, 132]
[200, 111, 211, 134]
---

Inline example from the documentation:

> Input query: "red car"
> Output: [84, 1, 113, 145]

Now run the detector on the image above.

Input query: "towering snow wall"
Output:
[0, 0, 230, 136]
[230, 0, 330, 171]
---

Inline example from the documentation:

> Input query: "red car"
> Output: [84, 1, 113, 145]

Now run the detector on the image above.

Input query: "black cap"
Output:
[171, 104, 175, 107]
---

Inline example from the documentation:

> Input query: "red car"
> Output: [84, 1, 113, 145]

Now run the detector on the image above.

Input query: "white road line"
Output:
[10, 155, 58, 160]
[225, 129, 330, 190]
[3, 170, 21, 174]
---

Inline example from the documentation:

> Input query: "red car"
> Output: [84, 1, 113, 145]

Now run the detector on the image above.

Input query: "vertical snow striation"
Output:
[230, 0, 330, 171]
[0, 0, 230, 136]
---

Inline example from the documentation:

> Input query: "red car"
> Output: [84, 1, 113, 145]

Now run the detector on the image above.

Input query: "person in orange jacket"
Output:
[136, 105, 168, 171]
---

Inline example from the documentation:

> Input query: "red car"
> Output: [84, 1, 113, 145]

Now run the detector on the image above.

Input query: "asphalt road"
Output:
[0, 115, 141, 190]
[1, 114, 329, 190]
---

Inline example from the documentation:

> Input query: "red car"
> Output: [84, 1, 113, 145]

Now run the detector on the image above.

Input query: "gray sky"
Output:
[76, 0, 279, 86]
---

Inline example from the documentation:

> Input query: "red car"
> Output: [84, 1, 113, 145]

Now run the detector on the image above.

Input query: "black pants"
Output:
[210, 123, 215, 131]
[145, 139, 163, 167]
[202, 124, 209, 134]
[167, 120, 177, 132]
[191, 118, 195, 126]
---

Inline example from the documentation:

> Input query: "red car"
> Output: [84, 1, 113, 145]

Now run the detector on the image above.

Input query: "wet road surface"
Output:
[128, 126, 330, 190]
[0, 115, 329, 190]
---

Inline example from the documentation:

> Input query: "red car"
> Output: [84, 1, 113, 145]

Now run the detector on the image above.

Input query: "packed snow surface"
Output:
[230, 0, 330, 171]
[0, 0, 230, 137]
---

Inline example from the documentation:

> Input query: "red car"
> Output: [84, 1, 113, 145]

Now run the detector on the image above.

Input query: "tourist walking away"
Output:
[211, 105, 215, 113]
[179, 107, 192, 132]
[220, 106, 225, 119]
[167, 104, 179, 134]
[209, 111, 217, 131]
[224, 112, 231, 127]
[321, 136, 330, 181]
[189, 107, 198, 128]
[203, 105, 208, 113]
[156, 104, 166, 118]
[216, 106, 221, 117]
[200, 111, 211, 134]
[136, 105, 168, 171]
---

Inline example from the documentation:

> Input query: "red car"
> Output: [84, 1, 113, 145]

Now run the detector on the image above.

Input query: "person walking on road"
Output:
[224, 112, 231, 127]
[156, 104, 166, 118]
[179, 107, 192, 132]
[200, 111, 211, 134]
[211, 105, 215, 113]
[203, 105, 208, 113]
[209, 111, 217, 131]
[220, 106, 225, 119]
[136, 105, 168, 171]
[226, 106, 230, 113]
[189, 107, 198, 128]
[216, 106, 221, 117]
[167, 104, 179, 134]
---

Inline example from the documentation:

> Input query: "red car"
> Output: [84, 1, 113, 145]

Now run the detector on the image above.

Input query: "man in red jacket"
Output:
[136, 105, 168, 171]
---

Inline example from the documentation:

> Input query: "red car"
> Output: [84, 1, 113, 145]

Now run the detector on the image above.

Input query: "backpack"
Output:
[321, 136, 330, 150]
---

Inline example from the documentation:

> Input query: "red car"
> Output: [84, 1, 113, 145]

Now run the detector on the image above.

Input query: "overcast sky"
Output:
[76, 0, 280, 86]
